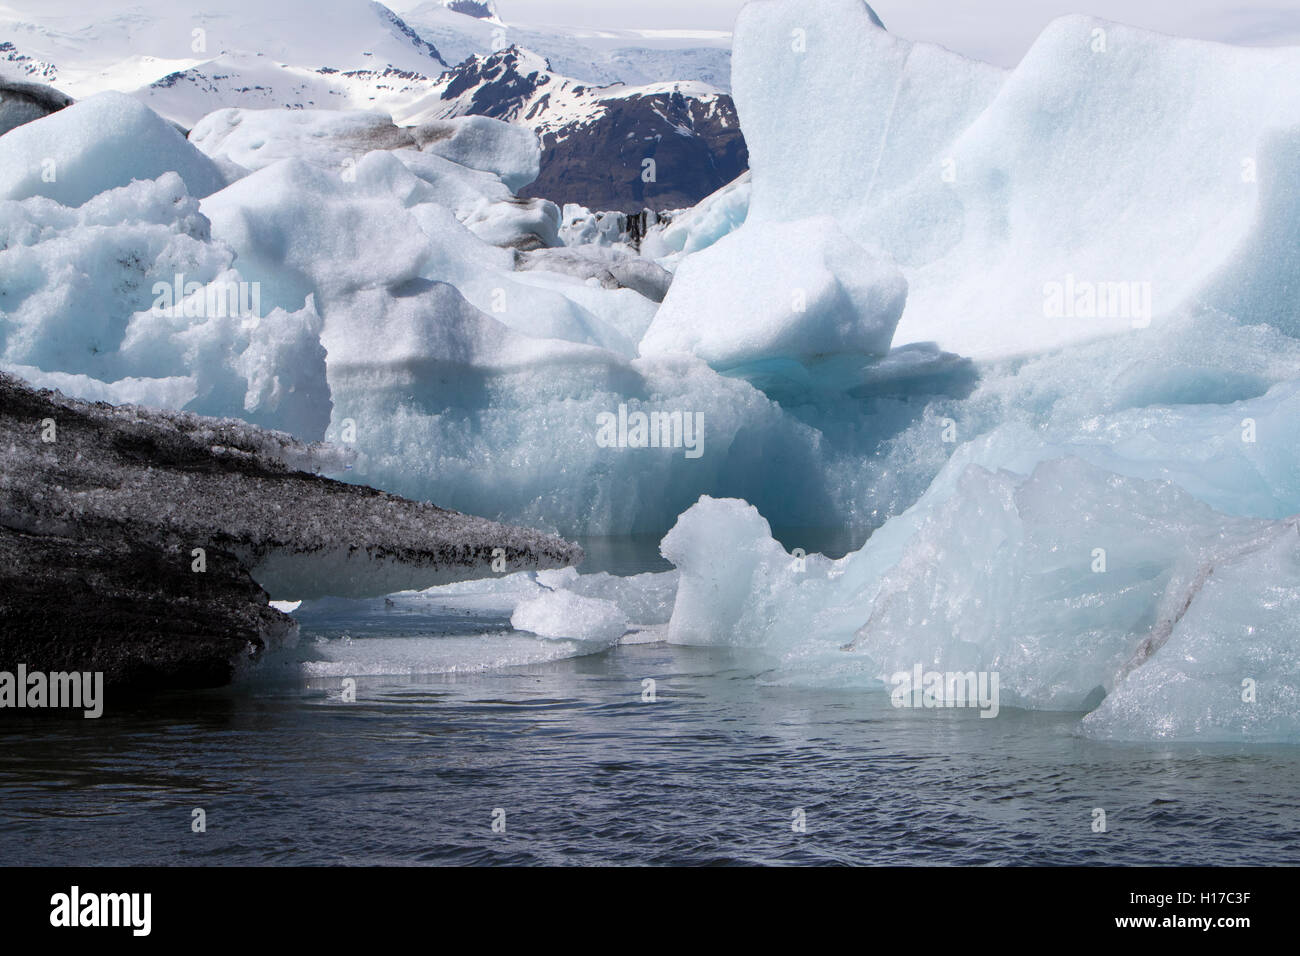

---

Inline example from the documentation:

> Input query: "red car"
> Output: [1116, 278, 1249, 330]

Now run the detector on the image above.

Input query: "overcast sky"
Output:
[498, 0, 1300, 66]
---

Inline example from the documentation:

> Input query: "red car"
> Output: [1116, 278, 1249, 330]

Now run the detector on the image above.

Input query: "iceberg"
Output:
[731, 0, 1300, 358]
[6, 0, 1300, 746]
[651, 457, 1300, 741]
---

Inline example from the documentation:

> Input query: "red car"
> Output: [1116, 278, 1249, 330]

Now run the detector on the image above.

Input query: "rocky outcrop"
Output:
[0, 372, 582, 691]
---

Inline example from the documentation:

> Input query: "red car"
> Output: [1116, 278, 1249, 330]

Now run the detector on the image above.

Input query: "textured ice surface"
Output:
[0, 173, 331, 437]
[641, 215, 906, 369]
[0, 92, 227, 206]
[512, 589, 630, 644]
[415, 115, 541, 193]
[732, 0, 1300, 358]
[653, 457, 1300, 741]
[644, 172, 750, 260]
[1082, 529, 1300, 742]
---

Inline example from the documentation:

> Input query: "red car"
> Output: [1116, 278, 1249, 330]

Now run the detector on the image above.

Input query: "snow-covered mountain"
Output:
[413, 46, 746, 209]
[0, 0, 741, 207]
[390, 0, 732, 88]
[0, 0, 448, 127]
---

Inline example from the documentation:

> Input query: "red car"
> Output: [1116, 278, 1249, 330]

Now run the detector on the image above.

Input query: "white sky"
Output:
[497, 0, 1300, 66]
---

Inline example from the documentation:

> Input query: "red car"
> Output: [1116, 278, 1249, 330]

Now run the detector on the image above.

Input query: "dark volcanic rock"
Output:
[0, 372, 582, 691]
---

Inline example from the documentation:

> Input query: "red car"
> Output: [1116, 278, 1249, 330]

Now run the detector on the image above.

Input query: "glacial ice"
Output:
[652, 460, 1300, 741]
[0, 92, 227, 206]
[641, 215, 907, 369]
[511, 589, 630, 645]
[5, 0, 1300, 741]
[643, 171, 751, 260]
[732, 0, 1300, 358]
[0, 172, 331, 437]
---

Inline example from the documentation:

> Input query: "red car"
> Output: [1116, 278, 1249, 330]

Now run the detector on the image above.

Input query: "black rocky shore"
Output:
[0, 372, 582, 692]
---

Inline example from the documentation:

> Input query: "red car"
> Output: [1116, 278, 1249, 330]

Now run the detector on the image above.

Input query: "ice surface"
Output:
[188, 107, 554, 249]
[1082, 527, 1300, 742]
[511, 589, 630, 644]
[641, 215, 906, 369]
[0, 92, 227, 206]
[416, 115, 541, 193]
[731, 0, 1300, 358]
[188, 108, 424, 175]
[0, 172, 330, 438]
[652, 457, 1300, 741]
[643, 172, 750, 260]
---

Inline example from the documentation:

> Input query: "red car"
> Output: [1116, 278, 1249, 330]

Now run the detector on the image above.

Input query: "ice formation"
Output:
[0, 92, 227, 206]
[641, 215, 907, 369]
[731, 0, 1300, 358]
[5, 0, 1300, 740]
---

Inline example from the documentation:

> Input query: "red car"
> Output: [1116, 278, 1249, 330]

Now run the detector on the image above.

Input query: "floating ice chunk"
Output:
[291, 633, 599, 678]
[0, 92, 226, 206]
[660, 495, 817, 648]
[640, 215, 906, 369]
[657, 456, 1300, 728]
[511, 589, 630, 644]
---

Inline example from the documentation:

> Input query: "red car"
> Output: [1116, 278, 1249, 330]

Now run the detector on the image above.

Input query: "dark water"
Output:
[2, 638, 1299, 866]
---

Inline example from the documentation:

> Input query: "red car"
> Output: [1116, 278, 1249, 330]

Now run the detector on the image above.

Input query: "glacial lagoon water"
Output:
[1, 538, 1298, 866]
